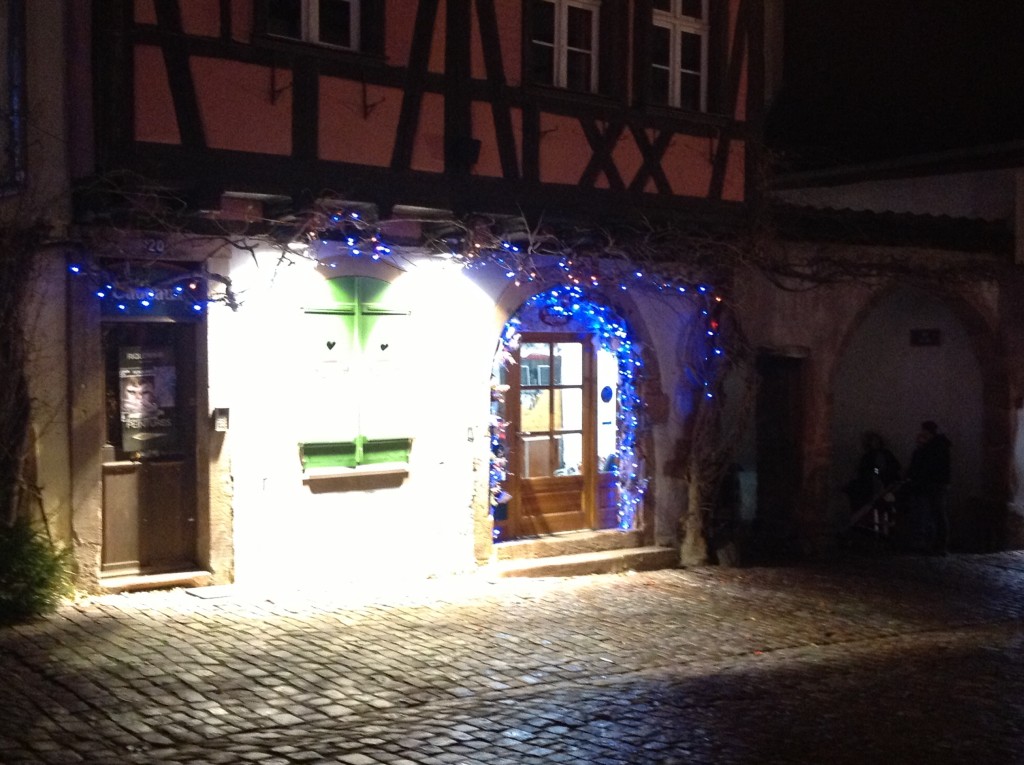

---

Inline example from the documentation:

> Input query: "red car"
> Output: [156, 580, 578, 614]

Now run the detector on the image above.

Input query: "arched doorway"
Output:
[489, 286, 644, 542]
[830, 287, 996, 550]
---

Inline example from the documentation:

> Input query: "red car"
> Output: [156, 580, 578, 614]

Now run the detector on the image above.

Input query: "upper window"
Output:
[266, 0, 360, 51]
[650, 0, 708, 111]
[528, 0, 600, 93]
[0, 0, 25, 191]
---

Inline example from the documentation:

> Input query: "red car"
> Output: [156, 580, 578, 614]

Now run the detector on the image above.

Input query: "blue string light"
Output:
[490, 285, 648, 538]
[67, 261, 210, 317]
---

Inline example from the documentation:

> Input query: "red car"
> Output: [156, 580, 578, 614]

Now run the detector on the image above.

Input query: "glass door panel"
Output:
[522, 435, 553, 478]
[553, 387, 583, 430]
[552, 342, 583, 385]
[554, 433, 583, 475]
[520, 389, 550, 432]
[520, 342, 551, 386]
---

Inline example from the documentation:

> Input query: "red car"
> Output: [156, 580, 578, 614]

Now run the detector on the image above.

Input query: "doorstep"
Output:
[494, 529, 645, 560]
[100, 569, 214, 593]
[483, 545, 679, 578]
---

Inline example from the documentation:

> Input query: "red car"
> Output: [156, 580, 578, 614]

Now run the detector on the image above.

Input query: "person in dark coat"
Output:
[906, 420, 952, 554]
[846, 430, 901, 513]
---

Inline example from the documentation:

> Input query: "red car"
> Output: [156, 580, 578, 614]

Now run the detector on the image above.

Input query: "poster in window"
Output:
[119, 346, 181, 455]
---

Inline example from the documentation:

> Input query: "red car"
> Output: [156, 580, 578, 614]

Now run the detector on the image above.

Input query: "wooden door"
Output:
[100, 322, 198, 575]
[508, 333, 597, 537]
[755, 353, 805, 549]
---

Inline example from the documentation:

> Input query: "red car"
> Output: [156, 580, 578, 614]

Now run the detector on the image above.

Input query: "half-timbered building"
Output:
[46, 0, 762, 591]
[12, 1, 1024, 596]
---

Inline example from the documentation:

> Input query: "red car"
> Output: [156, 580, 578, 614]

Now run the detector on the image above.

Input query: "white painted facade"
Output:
[203, 243, 707, 588]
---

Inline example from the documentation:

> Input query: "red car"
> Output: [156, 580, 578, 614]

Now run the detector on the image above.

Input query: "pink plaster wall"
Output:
[191, 58, 292, 155]
[134, 46, 180, 145]
[320, 79, 403, 167]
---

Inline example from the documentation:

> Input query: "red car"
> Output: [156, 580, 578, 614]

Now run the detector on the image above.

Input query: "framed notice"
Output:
[119, 346, 181, 455]
[910, 328, 942, 347]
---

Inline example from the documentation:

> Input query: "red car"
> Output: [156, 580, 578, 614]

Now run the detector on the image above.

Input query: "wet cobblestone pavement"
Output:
[1, 551, 1023, 764]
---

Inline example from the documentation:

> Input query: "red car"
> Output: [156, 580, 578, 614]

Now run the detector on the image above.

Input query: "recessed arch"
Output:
[489, 285, 648, 542]
[828, 283, 1011, 551]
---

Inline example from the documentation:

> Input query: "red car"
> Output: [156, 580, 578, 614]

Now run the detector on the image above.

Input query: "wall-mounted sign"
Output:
[119, 346, 181, 455]
[910, 328, 942, 347]
[97, 262, 208, 319]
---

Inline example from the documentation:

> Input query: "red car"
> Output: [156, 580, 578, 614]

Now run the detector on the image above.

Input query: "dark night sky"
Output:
[764, 0, 1024, 169]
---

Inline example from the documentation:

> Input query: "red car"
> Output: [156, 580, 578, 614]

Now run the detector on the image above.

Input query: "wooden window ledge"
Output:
[302, 463, 410, 484]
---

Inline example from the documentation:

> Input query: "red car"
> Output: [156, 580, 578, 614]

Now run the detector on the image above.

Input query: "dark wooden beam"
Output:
[153, 0, 207, 149]
[628, 126, 674, 194]
[578, 119, 626, 191]
[390, 0, 440, 172]
[219, 0, 231, 41]
[475, 0, 519, 179]
[445, 0, 473, 176]
[708, 0, 751, 199]
[292, 56, 319, 162]
[93, 0, 135, 169]
[99, 142, 749, 230]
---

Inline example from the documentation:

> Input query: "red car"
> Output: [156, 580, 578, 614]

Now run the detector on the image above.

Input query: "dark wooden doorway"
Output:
[100, 322, 198, 575]
[755, 353, 806, 553]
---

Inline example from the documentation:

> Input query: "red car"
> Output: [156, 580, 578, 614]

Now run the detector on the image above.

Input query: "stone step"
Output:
[485, 545, 679, 578]
[494, 529, 644, 561]
[100, 570, 213, 594]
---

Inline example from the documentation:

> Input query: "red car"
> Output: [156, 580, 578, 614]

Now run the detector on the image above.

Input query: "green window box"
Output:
[299, 437, 412, 471]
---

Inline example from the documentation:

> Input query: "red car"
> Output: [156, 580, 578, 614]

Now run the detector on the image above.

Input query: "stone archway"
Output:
[829, 285, 1010, 551]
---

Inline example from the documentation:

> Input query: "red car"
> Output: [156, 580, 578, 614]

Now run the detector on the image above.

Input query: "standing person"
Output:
[843, 431, 901, 541]
[845, 431, 901, 511]
[906, 420, 952, 554]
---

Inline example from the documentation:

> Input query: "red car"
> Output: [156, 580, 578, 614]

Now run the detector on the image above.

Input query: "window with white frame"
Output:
[650, 0, 708, 111]
[529, 0, 600, 93]
[266, 0, 360, 51]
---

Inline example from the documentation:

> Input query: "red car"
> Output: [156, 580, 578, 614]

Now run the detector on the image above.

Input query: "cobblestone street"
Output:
[1, 551, 1023, 764]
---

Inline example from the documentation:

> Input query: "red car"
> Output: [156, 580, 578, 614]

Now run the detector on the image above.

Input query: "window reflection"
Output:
[553, 342, 583, 385]
[521, 433, 584, 477]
